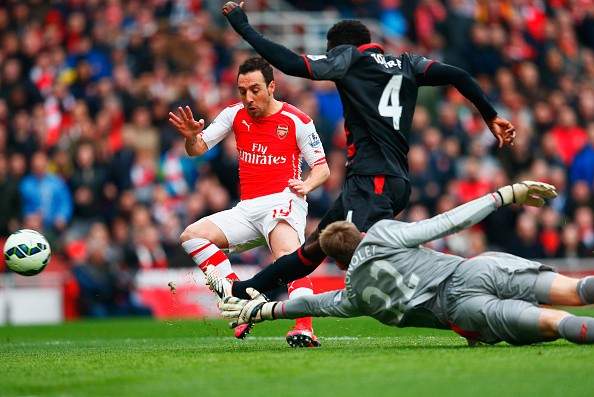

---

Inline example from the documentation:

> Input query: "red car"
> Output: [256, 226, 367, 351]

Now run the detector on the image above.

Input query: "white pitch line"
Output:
[5, 336, 367, 347]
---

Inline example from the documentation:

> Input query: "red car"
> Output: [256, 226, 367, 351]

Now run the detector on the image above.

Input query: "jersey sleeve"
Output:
[405, 53, 437, 85]
[276, 290, 361, 319]
[295, 119, 327, 168]
[200, 105, 237, 149]
[373, 194, 499, 248]
[302, 45, 358, 81]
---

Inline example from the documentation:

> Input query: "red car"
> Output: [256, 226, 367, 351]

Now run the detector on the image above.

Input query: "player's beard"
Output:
[247, 92, 273, 118]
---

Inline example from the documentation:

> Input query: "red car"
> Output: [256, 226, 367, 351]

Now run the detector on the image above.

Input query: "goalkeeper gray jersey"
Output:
[343, 221, 465, 327]
[281, 194, 500, 328]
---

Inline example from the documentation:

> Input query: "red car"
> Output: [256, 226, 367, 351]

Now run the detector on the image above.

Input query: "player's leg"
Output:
[532, 273, 594, 344]
[229, 193, 345, 299]
[184, 207, 264, 339]
[447, 255, 594, 345]
[180, 218, 238, 280]
[266, 202, 320, 348]
[477, 253, 594, 306]
[480, 300, 594, 345]
[229, 176, 410, 298]
[180, 207, 260, 280]
[536, 273, 594, 306]
[342, 175, 410, 232]
[440, 256, 551, 345]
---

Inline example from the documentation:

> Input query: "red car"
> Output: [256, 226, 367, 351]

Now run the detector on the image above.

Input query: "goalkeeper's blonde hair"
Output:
[319, 221, 363, 270]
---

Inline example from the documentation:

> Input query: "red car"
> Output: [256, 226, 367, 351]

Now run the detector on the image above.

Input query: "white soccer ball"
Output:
[3, 229, 51, 276]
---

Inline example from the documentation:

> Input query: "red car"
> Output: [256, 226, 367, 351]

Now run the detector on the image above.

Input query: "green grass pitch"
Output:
[1, 311, 594, 397]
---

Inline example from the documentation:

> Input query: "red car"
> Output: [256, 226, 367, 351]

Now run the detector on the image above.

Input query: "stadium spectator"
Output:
[0, 153, 21, 235]
[574, 206, 594, 256]
[555, 223, 591, 259]
[508, 212, 546, 259]
[70, 142, 108, 227]
[72, 222, 151, 317]
[548, 106, 588, 166]
[569, 123, 594, 187]
[454, 157, 491, 203]
[539, 207, 562, 258]
[20, 151, 72, 232]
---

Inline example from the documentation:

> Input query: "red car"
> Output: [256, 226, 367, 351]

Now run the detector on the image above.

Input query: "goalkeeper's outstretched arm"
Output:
[382, 181, 557, 249]
[273, 290, 360, 319]
[220, 289, 361, 326]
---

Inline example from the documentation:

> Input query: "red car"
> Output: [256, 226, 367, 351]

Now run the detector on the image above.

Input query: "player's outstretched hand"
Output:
[219, 288, 277, 327]
[168, 106, 204, 140]
[487, 116, 516, 148]
[222, 1, 245, 16]
[497, 180, 557, 207]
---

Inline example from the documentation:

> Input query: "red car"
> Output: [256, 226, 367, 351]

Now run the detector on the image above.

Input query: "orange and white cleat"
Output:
[286, 325, 321, 348]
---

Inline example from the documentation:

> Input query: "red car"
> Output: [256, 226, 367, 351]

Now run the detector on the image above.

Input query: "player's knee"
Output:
[275, 248, 295, 258]
[179, 222, 210, 243]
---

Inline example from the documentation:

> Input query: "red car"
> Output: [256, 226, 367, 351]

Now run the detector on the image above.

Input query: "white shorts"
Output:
[204, 189, 307, 252]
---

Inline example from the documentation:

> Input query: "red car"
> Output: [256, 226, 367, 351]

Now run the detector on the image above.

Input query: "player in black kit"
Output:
[221, 2, 516, 300]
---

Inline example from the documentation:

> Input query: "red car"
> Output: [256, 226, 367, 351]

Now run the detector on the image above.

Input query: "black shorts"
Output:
[317, 175, 410, 233]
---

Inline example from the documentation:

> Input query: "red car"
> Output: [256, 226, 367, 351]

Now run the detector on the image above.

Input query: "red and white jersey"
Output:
[201, 102, 327, 200]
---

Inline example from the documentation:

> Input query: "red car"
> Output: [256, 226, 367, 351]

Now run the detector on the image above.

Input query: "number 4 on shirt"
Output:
[378, 75, 403, 131]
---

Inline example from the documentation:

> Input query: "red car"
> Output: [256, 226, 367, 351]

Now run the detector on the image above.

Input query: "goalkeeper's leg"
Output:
[536, 273, 594, 307]
[534, 273, 594, 344]
[448, 273, 594, 345]
[447, 297, 573, 345]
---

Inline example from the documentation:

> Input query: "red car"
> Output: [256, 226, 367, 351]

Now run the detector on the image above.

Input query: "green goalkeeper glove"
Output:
[219, 288, 278, 327]
[496, 180, 557, 207]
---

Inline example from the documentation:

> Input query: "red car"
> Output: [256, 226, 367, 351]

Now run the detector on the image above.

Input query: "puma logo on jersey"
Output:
[242, 120, 251, 131]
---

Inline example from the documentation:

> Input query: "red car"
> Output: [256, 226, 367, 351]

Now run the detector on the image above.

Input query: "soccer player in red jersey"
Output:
[168, 57, 329, 347]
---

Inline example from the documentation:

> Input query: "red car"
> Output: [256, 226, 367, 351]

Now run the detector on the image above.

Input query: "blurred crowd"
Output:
[1, 0, 594, 316]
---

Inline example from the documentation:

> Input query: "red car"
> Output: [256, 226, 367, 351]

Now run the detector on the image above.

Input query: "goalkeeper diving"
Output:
[209, 181, 594, 345]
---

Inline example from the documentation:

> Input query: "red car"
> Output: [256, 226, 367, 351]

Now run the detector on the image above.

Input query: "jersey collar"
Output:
[357, 43, 384, 53]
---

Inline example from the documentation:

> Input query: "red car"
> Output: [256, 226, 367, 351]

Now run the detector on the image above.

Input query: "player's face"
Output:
[237, 71, 275, 118]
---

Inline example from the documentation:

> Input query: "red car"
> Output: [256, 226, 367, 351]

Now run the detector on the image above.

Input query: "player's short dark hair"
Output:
[237, 57, 274, 86]
[319, 221, 363, 270]
[326, 20, 371, 50]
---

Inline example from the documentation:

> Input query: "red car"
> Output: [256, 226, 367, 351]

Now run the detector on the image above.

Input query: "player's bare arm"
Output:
[168, 106, 207, 156]
[288, 162, 330, 197]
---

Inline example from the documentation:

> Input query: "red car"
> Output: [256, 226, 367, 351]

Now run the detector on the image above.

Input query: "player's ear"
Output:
[267, 79, 275, 96]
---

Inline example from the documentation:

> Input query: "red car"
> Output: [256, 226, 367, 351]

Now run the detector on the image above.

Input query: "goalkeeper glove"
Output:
[496, 180, 557, 207]
[219, 288, 278, 327]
